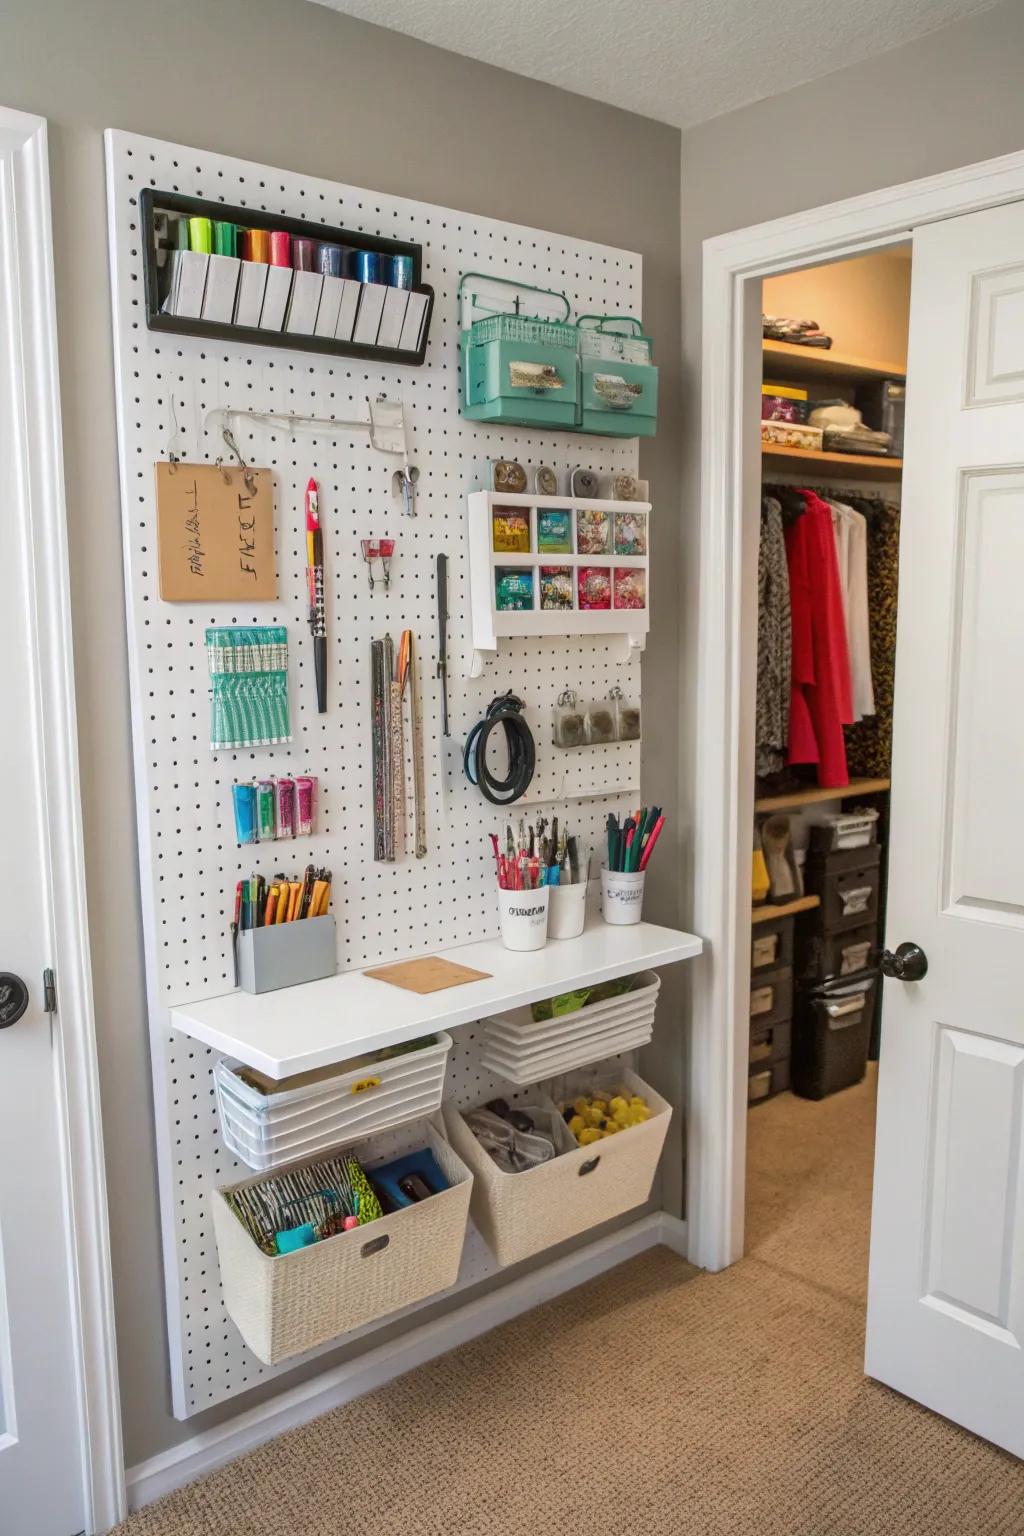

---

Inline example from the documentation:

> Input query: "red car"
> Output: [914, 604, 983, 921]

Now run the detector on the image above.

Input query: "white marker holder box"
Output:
[334, 278, 362, 341]
[352, 282, 387, 346]
[234, 260, 269, 327]
[376, 286, 410, 350]
[285, 270, 324, 335]
[398, 290, 429, 352]
[259, 265, 294, 331]
[314, 275, 346, 338]
[202, 254, 241, 324]
[170, 249, 209, 319]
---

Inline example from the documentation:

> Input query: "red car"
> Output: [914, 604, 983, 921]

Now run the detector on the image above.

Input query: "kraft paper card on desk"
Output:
[364, 956, 492, 994]
[156, 461, 276, 601]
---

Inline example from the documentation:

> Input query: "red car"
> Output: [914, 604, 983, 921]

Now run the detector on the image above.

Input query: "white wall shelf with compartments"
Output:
[169, 920, 702, 1080]
[467, 491, 651, 677]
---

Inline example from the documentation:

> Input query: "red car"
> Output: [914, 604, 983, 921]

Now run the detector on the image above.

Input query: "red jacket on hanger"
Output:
[785, 490, 853, 787]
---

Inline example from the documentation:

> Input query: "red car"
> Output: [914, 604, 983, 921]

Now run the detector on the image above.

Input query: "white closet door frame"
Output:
[0, 105, 124, 1529]
[691, 145, 1024, 1273]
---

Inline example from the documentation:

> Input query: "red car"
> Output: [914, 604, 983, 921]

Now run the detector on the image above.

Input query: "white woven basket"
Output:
[445, 1067, 670, 1268]
[215, 1033, 452, 1172]
[480, 972, 660, 1085]
[210, 1119, 472, 1364]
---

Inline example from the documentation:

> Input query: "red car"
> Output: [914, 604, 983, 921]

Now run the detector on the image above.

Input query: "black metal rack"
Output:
[139, 188, 434, 367]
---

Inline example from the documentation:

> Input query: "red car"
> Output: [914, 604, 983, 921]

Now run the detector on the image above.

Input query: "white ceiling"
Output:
[311, 0, 1003, 129]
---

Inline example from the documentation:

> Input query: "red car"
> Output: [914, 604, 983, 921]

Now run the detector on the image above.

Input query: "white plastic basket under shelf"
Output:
[479, 971, 660, 1086]
[215, 1033, 453, 1172]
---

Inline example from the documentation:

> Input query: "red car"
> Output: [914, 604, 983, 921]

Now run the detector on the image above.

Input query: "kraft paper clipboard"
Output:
[156, 461, 276, 601]
[363, 957, 492, 995]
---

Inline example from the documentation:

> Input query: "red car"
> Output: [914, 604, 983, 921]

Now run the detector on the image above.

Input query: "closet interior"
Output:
[749, 247, 908, 1126]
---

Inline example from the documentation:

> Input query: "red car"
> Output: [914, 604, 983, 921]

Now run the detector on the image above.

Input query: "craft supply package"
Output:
[106, 130, 649, 1417]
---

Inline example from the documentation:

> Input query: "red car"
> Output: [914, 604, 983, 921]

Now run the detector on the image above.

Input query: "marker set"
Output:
[157, 209, 428, 352]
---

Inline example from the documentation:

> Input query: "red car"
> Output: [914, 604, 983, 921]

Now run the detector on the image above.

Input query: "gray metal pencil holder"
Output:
[237, 916, 337, 994]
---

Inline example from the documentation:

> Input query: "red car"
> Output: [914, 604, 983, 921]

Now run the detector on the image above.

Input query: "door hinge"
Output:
[43, 968, 56, 1014]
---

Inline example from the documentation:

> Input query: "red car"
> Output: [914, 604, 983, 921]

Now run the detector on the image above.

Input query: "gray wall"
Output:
[0, 0, 682, 1465]
[675, 0, 1024, 933]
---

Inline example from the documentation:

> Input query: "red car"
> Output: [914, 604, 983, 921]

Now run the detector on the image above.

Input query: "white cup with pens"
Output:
[489, 821, 588, 949]
[601, 808, 665, 926]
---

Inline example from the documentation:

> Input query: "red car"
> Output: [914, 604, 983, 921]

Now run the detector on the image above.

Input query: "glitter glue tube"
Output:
[295, 776, 316, 836]
[256, 779, 276, 841]
[242, 228, 270, 263]
[275, 777, 296, 839]
[269, 230, 291, 267]
[232, 783, 258, 845]
[292, 237, 317, 271]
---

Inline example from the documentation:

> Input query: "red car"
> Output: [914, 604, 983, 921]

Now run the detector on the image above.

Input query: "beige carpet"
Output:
[118, 1067, 1023, 1534]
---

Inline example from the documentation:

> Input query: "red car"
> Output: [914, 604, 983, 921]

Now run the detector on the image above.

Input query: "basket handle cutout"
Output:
[579, 1156, 601, 1177]
[361, 1234, 391, 1258]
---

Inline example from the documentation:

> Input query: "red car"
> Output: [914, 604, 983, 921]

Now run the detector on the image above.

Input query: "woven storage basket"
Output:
[216, 1033, 453, 1172]
[210, 1119, 472, 1364]
[445, 1067, 670, 1267]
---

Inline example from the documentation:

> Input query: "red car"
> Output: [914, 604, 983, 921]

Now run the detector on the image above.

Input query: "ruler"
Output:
[408, 634, 428, 858]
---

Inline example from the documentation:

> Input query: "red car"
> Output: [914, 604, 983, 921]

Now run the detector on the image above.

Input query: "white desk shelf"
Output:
[169, 919, 702, 1080]
[467, 490, 651, 676]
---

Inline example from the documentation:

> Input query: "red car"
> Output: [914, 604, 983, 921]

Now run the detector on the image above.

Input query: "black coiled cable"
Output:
[463, 693, 536, 805]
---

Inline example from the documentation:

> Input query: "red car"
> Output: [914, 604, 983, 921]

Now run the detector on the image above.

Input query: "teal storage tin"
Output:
[578, 316, 658, 439]
[460, 273, 579, 430]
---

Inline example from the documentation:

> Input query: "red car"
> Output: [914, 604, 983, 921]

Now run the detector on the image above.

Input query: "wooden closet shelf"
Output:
[762, 444, 902, 481]
[752, 894, 821, 924]
[762, 339, 906, 385]
[754, 776, 891, 813]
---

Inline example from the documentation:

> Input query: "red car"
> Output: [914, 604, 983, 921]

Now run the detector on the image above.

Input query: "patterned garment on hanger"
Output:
[756, 497, 791, 778]
[845, 503, 900, 777]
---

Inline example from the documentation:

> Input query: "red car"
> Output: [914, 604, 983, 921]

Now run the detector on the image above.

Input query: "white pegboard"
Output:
[105, 129, 648, 1417]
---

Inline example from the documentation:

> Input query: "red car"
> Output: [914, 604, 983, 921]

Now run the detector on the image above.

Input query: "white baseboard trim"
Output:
[126, 1212, 688, 1512]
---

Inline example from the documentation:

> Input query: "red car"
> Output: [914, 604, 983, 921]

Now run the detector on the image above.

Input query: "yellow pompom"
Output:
[578, 1127, 602, 1146]
[629, 1095, 647, 1109]
[573, 1097, 590, 1116]
[609, 1096, 629, 1116]
[603, 1118, 621, 1134]
[568, 1115, 586, 1137]
[585, 1107, 604, 1127]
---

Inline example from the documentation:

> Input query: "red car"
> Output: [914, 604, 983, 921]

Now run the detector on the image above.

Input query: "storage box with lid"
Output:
[749, 1058, 790, 1104]
[577, 316, 658, 438]
[795, 921, 878, 985]
[750, 912, 795, 972]
[459, 273, 579, 429]
[792, 971, 878, 1100]
[445, 1066, 670, 1267]
[210, 1118, 473, 1364]
[749, 963, 792, 1030]
[803, 843, 882, 932]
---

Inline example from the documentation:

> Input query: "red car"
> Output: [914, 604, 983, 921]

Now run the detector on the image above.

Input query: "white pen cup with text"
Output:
[601, 867, 645, 926]
[497, 885, 550, 951]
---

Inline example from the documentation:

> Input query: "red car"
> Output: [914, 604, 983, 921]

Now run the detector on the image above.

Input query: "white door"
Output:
[866, 198, 1024, 1458]
[0, 117, 88, 1534]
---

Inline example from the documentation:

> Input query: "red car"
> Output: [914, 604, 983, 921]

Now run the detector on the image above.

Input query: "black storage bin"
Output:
[750, 914, 794, 973]
[804, 844, 881, 933]
[748, 1058, 790, 1105]
[749, 965, 792, 1029]
[749, 1020, 791, 1069]
[795, 921, 878, 985]
[792, 970, 878, 1100]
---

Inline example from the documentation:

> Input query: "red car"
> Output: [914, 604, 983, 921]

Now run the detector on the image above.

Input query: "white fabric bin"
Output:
[210, 1118, 472, 1364]
[445, 1067, 671, 1267]
[215, 1033, 452, 1172]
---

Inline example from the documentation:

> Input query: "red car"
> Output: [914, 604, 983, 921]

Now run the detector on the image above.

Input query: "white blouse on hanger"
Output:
[830, 501, 875, 722]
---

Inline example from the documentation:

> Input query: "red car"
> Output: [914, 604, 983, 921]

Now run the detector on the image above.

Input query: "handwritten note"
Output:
[156, 462, 276, 601]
